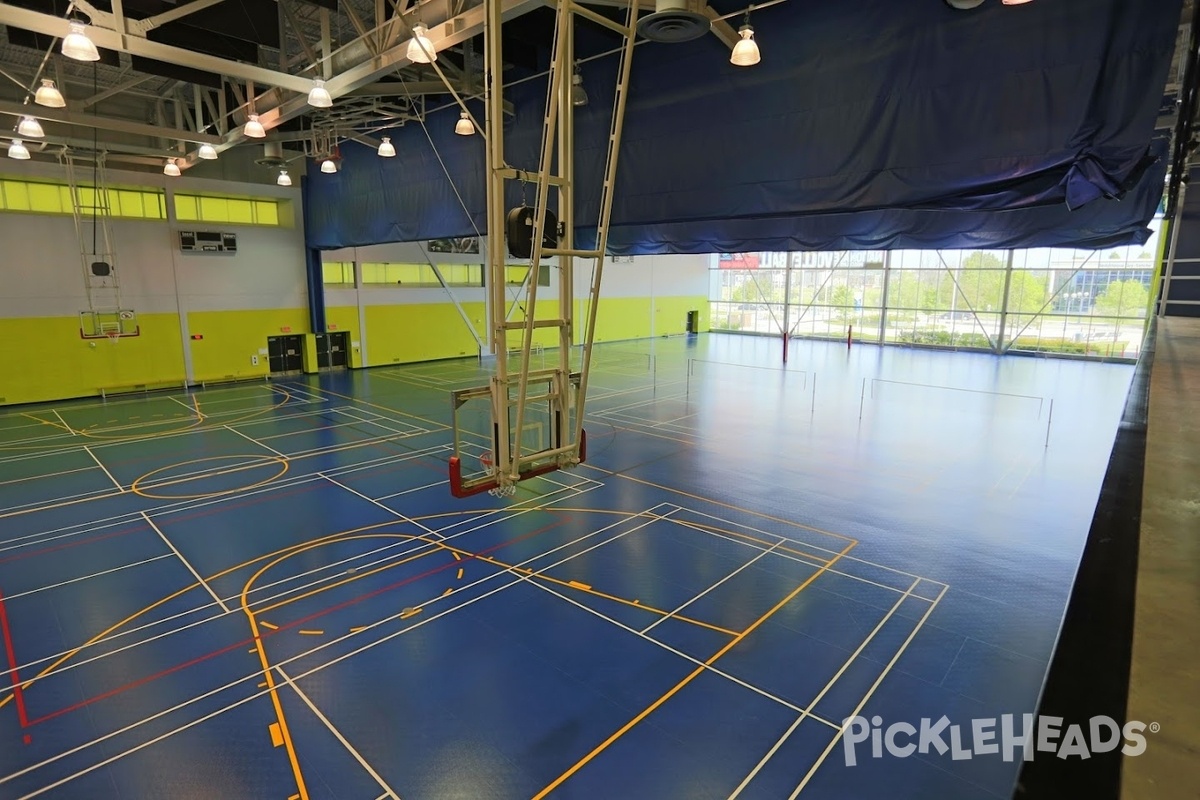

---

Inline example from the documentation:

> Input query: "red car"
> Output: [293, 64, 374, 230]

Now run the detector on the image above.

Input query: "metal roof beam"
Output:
[0, 98, 224, 144]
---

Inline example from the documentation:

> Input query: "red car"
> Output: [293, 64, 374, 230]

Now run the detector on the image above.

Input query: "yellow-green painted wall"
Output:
[575, 295, 708, 343]
[364, 302, 484, 365]
[654, 295, 709, 335]
[187, 309, 310, 382]
[0, 313, 185, 405]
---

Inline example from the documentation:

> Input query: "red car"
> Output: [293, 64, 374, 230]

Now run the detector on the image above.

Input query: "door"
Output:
[315, 333, 331, 369]
[267, 336, 286, 372]
[267, 336, 304, 373]
[329, 332, 349, 368]
[686, 310, 699, 334]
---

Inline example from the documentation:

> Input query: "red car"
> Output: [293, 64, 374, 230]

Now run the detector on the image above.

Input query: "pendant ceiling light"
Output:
[7, 139, 30, 160]
[163, 158, 181, 177]
[197, 143, 218, 160]
[277, 169, 292, 186]
[320, 157, 338, 174]
[17, 116, 44, 138]
[34, 79, 65, 108]
[454, 112, 475, 136]
[729, 6, 760, 67]
[62, 21, 100, 62]
[407, 23, 437, 63]
[377, 136, 396, 157]
[308, 78, 333, 108]
[244, 114, 266, 138]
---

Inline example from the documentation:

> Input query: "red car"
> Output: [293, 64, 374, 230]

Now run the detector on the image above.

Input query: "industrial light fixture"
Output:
[1001, 0, 1033, 4]
[197, 143, 218, 160]
[244, 113, 266, 138]
[277, 169, 292, 186]
[62, 20, 100, 62]
[454, 111, 475, 135]
[320, 158, 338, 174]
[571, 66, 588, 107]
[163, 158, 181, 177]
[730, 8, 760, 67]
[35, 79, 65, 108]
[407, 23, 437, 63]
[377, 136, 396, 157]
[7, 139, 30, 160]
[17, 116, 44, 138]
[308, 78, 333, 108]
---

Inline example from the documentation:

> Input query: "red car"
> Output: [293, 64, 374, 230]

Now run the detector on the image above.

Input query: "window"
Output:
[174, 193, 287, 226]
[708, 224, 1160, 360]
[322, 261, 355, 285]
[505, 264, 551, 287]
[0, 178, 165, 219]
[361, 262, 484, 287]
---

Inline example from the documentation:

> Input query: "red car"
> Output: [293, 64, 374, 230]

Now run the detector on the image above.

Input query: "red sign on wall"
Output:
[280, 326, 292, 333]
[719, 253, 760, 270]
[328, 324, 338, 330]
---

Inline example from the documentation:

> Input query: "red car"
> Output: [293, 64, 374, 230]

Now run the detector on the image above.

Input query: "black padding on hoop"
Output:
[506, 206, 558, 259]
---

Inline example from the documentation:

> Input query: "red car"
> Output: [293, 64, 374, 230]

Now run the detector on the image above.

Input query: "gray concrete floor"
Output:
[1124, 316, 1200, 799]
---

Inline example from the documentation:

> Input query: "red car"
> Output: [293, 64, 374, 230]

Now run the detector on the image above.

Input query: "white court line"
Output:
[0, 465, 98, 488]
[141, 512, 231, 614]
[786, 584, 950, 799]
[51, 409, 76, 435]
[728, 577, 921, 799]
[319, 473, 445, 540]
[83, 446, 123, 491]
[275, 666, 401, 799]
[0, 500, 673, 794]
[223, 425, 288, 458]
[3, 554, 175, 601]
[331, 408, 427, 437]
[165, 395, 203, 419]
[520, 561, 843, 731]
[640, 539, 783, 635]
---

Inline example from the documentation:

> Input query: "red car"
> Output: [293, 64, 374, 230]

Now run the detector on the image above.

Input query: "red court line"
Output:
[25, 514, 565, 726]
[0, 588, 30, 727]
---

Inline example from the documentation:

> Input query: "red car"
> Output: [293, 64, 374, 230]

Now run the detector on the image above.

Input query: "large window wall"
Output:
[709, 227, 1159, 359]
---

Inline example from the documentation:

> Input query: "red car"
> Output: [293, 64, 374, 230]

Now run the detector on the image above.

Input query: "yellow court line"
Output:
[567, 580, 592, 590]
[295, 385, 450, 430]
[244, 611, 309, 798]
[130, 455, 290, 500]
[399, 608, 422, 619]
[532, 539, 858, 800]
[456, 568, 464, 580]
[442, 587, 453, 596]
[20, 413, 72, 433]
[260, 621, 279, 631]
[654, 514, 837, 564]
[350, 627, 366, 633]
[298, 630, 324, 636]
[269, 722, 284, 747]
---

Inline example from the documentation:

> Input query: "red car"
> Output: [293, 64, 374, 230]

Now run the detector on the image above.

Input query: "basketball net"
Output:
[106, 331, 121, 345]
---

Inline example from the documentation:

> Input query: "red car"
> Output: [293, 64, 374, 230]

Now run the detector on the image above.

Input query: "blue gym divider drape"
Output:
[302, 0, 1181, 254]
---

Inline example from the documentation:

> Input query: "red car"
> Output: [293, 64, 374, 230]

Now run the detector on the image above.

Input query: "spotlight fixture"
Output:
[163, 158, 181, 177]
[377, 136, 396, 157]
[730, 8, 760, 67]
[197, 143, 218, 160]
[571, 67, 588, 107]
[277, 169, 292, 186]
[244, 114, 266, 138]
[320, 157, 338, 174]
[34, 79, 65, 108]
[17, 116, 44, 138]
[61, 20, 100, 62]
[308, 78, 333, 108]
[407, 23, 437, 63]
[7, 139, 30, 160]
[1001, 0, 1033, 4]
[454, 112, 475, 136]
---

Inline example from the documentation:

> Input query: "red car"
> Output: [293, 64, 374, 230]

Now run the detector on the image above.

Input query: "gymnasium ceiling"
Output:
[0, 0, 1191, 253]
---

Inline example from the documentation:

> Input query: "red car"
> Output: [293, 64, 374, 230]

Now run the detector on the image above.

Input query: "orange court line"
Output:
[297, 630, 324, 636]
[532, 539, 858, 799]
[269, 722, 284, 747]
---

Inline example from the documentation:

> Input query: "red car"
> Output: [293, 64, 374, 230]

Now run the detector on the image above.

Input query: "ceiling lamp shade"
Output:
[454, 112, 475, 136]
[197, 143, 218, 160]
[17, 116, 44, 138]
[377, 136, 396, 157]
[7, 139, 30, 160]
[308, 79, 333, 108]
[571, 72, 588, 107]
[1002, 0, 1034, 4]
[34, 79, 65, 108]
[320, 157, 338, 174]
[62, 21, 100, 62]
[244, 114, 266, 138]
[730, 25, 760, 67]
[407, 23, 437, 63]
[163, 158, 181, 177]
[277, 169, 292, 186]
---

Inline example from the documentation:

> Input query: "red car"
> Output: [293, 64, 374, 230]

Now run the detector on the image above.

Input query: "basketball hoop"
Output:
[106, 331, 121, 345]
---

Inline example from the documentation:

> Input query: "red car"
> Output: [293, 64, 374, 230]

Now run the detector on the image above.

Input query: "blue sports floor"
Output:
[0, 334, 1133, 799]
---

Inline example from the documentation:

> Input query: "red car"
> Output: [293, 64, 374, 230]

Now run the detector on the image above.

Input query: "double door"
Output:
[316, 332, 349, 369]
[267, 335, 303, 373]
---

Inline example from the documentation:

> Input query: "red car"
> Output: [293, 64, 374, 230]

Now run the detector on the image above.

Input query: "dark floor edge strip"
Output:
[1015, 319, 1157, 799]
